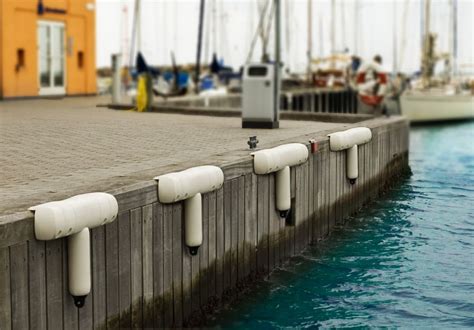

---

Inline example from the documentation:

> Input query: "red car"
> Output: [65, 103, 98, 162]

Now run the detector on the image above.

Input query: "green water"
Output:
[207, 121, 474, 328]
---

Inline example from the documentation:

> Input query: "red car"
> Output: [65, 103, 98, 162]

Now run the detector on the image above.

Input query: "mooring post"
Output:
[111, 53, 122, 104]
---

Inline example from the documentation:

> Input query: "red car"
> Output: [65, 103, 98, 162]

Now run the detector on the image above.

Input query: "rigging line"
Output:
[246, 0, 271, 63]
[262, 0, 275, 57]
[257, 0, 267, 45]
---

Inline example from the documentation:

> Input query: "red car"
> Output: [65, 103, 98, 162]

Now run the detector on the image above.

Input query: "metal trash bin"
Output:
[242, 63, 279, 129]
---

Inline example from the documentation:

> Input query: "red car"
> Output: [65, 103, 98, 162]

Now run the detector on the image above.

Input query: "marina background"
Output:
[96, 0, 474, 75]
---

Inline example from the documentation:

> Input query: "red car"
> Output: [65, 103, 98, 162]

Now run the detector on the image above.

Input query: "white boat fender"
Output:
[328, 127, 372, 184]
[252, 143, 309, 219]
[29, 192, 118, 308]
[155, 165, 224, 255]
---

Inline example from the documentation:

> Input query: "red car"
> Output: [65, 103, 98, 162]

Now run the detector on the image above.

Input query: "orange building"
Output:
[0, 0, 96, 99]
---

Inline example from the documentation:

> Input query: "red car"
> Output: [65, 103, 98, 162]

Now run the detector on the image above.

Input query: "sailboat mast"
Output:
[424, 0, 430, 39]
[137, 0, 141, 54]
[195, 0, 206, 92]
[212, 0, 217, 54]
[331, 0, 336, 56]
[452, 0, 458, 76]
[307, 0, 312, 82]
[392, 0, 398, 74]
[273, 0, 281, 122]
[421, 0, 432, 87]
[354, 0, 359, 55]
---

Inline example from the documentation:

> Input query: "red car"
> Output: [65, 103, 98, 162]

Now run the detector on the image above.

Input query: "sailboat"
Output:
[400, 0, 474, 123]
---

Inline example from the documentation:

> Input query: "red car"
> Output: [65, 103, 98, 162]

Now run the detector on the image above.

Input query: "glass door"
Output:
[38, 21, 66, 96]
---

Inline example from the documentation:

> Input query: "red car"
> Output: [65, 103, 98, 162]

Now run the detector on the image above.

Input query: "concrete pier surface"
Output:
[2, 96, 353, 216]
[0, 96, 409, 329]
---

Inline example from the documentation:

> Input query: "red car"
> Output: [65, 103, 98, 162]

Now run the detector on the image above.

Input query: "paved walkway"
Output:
[0, 96, 347, 216]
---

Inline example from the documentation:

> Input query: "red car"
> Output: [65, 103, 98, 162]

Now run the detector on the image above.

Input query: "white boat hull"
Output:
[400, 91, 474, 123]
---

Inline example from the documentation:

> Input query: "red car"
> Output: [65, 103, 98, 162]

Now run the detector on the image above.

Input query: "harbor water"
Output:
[207, 121, 474, 328]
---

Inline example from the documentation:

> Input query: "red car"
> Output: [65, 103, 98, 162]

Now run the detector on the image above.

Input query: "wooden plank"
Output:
[363, 143, 369, 205]
[312, 150, 320, 241]
[268, 175, 276, 270]
[304, 160, 310, 245]
[341, 149, 350, 220]
[308, 153, 314, 244]
[316, 147, 323, 240]
[142, 204, 154, 328]
[0, 248, 11, 330]
[328, 149, 337, 231]
[279, 175, 286, 265]
[191, 208, 200, 314]
[335, 150, 342, 225]
[105, 218, 119, 329]
[215, 186, 224, 298]
[118, 211, 131, 329]
[244, 173, 257, 276]
[162, 205, 173, 328]
[182, 217, 191, 324]
[0, 213, 34, 250]
[207, 190, 217, 298]
[256, 176, 265, 273]
[28, 240, 47, 330]
[63, 239, 79, 330]
[365, 140, 371, 203]
[288, 167, 296, 256]
[10, 243, 29, 330]
[223, 181, 232, 291]
[230, 179, 238, 287]
[45, 239, 63, 330]
[371, 128, 379, 199]
[200, 194, 209, 306]
[358, 143, 365, 208]
[294, 165, 304, 254]
[153, 203, 164, 329]
[322, 145, 330, 237]
[172, 204, 183, 327]
[237, 176, 246, 280]
[262, 176, 270, 274]
[114, 182, 158, 213]
[131, 208, 143, 328]
[91, 226, 106, 329]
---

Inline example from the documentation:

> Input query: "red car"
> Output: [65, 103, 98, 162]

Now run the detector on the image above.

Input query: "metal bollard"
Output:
[111, 54, 122, 104]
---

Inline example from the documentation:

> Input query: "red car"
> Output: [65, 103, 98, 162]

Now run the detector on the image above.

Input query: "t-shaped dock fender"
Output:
[155, 165, 224, 256]
[29, 192, 118, 308]
[252, 143, 309, 220]
[327, 127, 372, 184]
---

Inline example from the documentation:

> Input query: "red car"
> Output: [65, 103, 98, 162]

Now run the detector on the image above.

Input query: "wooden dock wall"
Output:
[0, 118, 409, 329]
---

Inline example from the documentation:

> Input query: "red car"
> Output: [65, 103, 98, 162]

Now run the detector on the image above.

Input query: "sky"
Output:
[95, 0, 474, 75]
